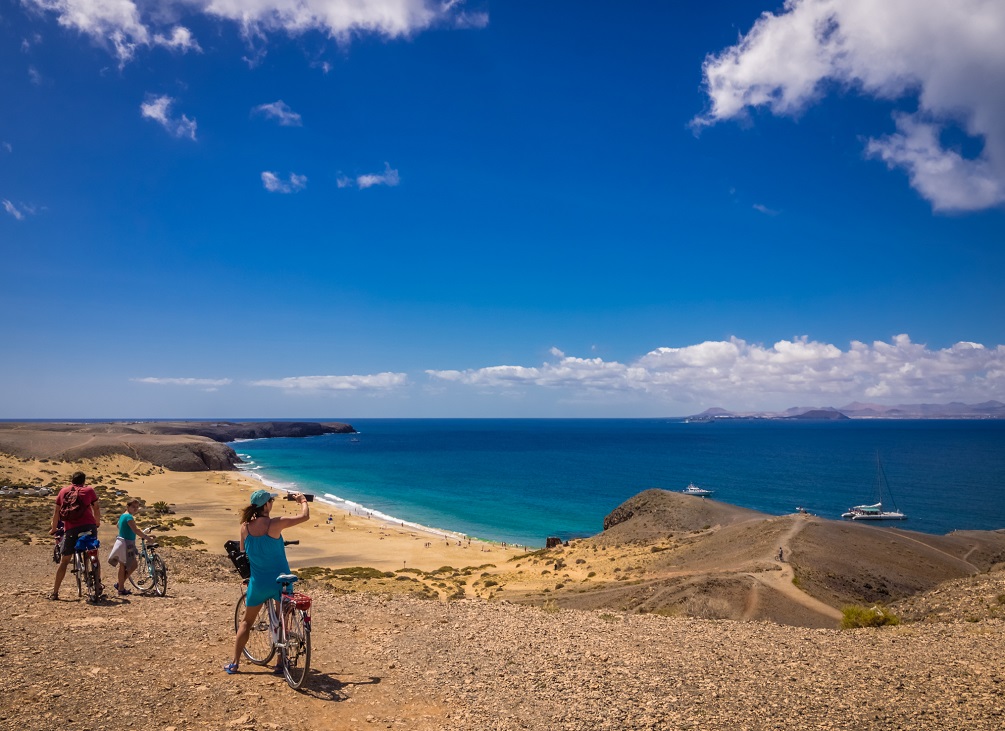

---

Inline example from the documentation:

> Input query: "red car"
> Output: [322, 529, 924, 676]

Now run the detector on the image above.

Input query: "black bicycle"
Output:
[72, 530, 103, 602]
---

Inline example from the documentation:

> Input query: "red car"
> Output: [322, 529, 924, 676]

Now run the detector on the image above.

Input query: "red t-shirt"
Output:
[56, 485, 99, 530]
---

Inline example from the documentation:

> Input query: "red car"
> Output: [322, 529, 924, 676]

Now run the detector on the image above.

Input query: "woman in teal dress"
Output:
[225, 488, 310, 674]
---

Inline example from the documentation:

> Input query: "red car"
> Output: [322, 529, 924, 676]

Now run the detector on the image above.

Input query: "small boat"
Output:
[682, 483, 713, 496]
[842, 454, 907, 521]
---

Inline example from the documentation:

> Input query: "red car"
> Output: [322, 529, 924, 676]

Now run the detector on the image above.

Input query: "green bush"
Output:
[841, 604, 901, 629]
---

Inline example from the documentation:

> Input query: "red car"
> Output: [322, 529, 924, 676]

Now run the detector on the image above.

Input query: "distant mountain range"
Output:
[688, 400, 1005, 421]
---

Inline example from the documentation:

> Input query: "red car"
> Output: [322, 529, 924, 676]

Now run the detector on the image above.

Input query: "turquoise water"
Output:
[233, 419, 1005, 547]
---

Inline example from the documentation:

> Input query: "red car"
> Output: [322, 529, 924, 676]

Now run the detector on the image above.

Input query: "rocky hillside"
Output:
[0, 421, 354, 472]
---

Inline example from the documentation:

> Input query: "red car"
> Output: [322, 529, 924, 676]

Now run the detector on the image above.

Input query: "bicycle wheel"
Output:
[235, 594, 275, 665]
[150, 555, 168, 597]
[282, 605, 311, 690]
[74, 553, 83, 598]
[129, 550, 156, 593]
[85, 554, 102, 602]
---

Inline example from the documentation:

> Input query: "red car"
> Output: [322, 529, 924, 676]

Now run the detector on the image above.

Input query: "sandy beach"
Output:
[3, 453, 524, 573]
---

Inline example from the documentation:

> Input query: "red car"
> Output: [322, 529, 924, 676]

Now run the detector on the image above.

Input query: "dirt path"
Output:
[885, 529, 982, 575]
[742, 516, 842, 622]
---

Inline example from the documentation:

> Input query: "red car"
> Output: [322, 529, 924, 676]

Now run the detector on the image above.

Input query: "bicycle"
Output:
[129, 529, 168, 597]
[72, 530, 103, 602]
[52, 525, 65, 565]
[233, 540, 312, 689]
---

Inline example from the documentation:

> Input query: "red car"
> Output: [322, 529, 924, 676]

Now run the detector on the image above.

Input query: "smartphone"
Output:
[284, 493, 314, 502]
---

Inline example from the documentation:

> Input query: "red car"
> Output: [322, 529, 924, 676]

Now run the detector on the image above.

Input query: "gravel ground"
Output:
[3, 541, 1005, 731]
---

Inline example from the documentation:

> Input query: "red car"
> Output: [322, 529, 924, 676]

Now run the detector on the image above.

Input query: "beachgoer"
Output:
[225, 489, 310, 675]
[49, 471, 102, 600]
[108, 499, 154, 596]
[777, 547, 784, 562]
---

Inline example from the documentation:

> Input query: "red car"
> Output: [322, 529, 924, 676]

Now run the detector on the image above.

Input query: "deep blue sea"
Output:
[233, 419, 1005, 548]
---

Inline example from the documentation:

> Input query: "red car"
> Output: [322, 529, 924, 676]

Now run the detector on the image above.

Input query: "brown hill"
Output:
[501, 489, 1005, 629]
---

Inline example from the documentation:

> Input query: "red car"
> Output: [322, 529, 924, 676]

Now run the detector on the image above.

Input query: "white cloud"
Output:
[24, 1, 482, 64]
[132, 377, 232, 388]
[2, 142, 12, 153]
[426, 335, 1005, 409]
[261, 171, 307, 193]
[339, 162, 400, 190]
[2, 200, 38, 220]
[28, 66, 43, 85]
[696, 0, 1005, 212]
[753, 203, 779, 216]
[152, 26, 201, 53]
[140, 94, 197, 140]
[250, 373, 409, 392]
[3, 200, 25, 220]
[28, 0, 150, 64]
[252, 100, 303, 126]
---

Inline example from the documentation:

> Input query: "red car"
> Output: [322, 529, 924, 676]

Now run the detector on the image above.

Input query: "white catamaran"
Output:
[842, 454, 907, 521]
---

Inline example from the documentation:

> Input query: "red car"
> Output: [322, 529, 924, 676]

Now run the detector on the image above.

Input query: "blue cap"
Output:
[250, 489, 278, 507]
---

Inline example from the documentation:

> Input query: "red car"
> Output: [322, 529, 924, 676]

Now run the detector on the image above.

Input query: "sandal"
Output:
[273, 663, 286, 676]
[223, 663, 240, 675]
[48, 592, 59, 601]
[118, 588, 132, 596]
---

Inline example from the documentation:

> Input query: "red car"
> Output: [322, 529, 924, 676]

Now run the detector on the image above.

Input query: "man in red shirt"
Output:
[49, 471, 103, 600]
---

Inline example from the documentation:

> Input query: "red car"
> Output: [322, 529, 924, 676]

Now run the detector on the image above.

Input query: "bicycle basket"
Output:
[223, 540, 251, 580]
[291, 592, 312, 610]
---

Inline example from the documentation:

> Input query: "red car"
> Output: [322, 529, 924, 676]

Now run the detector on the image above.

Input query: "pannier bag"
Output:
[224, 540, 251, 579]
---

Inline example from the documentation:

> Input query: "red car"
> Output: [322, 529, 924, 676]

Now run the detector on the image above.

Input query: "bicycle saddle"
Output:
[275, 573, 298, 585]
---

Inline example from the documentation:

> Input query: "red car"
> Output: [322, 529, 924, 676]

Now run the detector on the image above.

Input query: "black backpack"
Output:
[224, 540, 251, 579]
[59, 485, 89, 522]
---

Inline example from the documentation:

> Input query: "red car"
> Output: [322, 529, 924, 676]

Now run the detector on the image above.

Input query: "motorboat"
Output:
[682, 483, 713, 496]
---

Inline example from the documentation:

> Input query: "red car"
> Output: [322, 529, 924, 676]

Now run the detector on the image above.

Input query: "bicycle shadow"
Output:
[297, 671, 381, 701]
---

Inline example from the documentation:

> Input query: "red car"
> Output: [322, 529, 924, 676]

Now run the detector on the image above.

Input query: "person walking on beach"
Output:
[225, 489, 310, 675]
[49, 471, 102, 600]
[108, 499, 155, 596]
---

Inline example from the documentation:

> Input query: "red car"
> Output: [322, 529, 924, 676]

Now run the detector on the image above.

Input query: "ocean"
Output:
[233, 419, 1005, 548]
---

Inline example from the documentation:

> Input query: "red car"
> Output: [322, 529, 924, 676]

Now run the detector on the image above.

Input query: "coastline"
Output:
[1, 453, 526, 572]
[126, 468, 528, 573]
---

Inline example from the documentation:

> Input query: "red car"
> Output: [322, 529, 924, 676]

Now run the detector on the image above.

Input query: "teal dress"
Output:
[244, 532, 291, 607]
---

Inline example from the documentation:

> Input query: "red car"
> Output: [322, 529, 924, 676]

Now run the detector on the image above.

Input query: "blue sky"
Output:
[2, 0, 1003, 418]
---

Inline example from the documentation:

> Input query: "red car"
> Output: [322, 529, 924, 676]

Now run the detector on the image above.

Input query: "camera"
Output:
[284, 493, 314, 502]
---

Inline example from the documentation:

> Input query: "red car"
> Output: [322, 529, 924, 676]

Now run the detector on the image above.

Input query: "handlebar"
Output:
[284, 540, 299, 546]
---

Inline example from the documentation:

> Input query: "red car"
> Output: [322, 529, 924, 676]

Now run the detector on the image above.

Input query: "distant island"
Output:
[687, 400, 1005, 421]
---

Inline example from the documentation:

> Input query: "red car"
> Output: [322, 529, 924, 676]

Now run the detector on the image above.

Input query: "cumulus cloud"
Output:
[132, 377, 232, 391]
[426, 335, 1005, 409]
[261, 171, 308, 193]
[338, 163, 400, 190]
[696, 0, 1005, 212]
[252, 100, 303, 126]
[140, 94, 197, 140]
[24, 1, 482, 65]
[250, 373, 409, 392]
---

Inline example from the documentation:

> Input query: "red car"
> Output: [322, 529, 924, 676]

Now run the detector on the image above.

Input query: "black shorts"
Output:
[61, 524, 98, 556]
